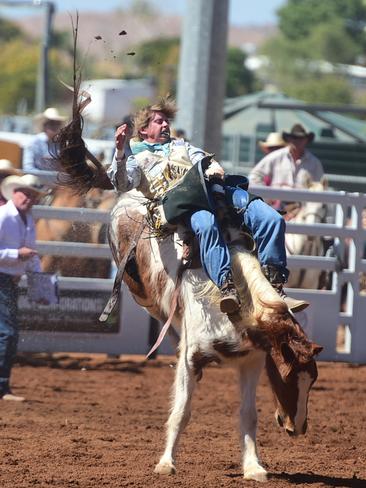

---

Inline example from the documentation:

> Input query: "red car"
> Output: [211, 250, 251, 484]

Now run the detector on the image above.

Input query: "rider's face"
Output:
[140, 111, 170, 143]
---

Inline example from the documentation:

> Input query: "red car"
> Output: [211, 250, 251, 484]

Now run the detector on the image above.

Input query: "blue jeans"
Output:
[188, 186, 288, 288]
[0, 273, 19, 395]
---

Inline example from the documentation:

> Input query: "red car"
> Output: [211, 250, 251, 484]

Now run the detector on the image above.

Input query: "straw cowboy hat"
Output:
[34, 107, 67, 123]
[1, 174, 46, 201]
[258, 132, 286, 151]
[0, 159, 22, 176]
[282, 123, 315, 143]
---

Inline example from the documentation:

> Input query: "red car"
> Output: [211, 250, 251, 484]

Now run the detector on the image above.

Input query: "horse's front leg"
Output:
[238, 353, 268, 482]
[154, 344, 196, 475]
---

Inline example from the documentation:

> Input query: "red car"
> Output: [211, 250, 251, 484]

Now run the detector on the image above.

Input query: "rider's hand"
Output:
[205, 161, 225, 180]
[18, 247, 38, 260]
[115, 123, 130, 151]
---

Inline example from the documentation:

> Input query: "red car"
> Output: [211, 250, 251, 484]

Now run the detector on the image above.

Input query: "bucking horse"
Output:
[54, 32, 322, 479]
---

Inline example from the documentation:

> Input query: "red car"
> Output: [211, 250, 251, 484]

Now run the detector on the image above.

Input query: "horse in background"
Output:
[36, 187, 116, 278]
[284, 181, 328, 289]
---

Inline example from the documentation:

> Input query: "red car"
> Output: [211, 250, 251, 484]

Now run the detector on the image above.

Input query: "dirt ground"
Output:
[0, 354, 365, 488]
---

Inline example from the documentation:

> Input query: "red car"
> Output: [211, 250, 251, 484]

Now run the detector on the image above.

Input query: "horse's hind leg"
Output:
[154, 344, 196, 475]
[238, 354, 268, 482]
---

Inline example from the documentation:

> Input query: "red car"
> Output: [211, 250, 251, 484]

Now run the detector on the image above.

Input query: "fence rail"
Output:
[18, 185, 366, 363]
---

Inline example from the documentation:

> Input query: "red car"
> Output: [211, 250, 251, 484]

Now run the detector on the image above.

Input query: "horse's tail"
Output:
[55, 14, 113, 194]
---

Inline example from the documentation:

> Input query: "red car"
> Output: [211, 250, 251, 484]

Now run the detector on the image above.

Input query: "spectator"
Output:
[258, 132, 286, 156]
[0, 160, 22, 206]
[0, 174, 45, 401]
[22, 108, 66, 172]
[249, 123, 324, 189]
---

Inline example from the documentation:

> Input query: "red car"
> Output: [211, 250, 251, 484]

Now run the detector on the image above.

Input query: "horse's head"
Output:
[265, 317, 322, 436]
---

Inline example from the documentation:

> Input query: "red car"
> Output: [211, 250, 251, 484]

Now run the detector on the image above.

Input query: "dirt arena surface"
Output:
[0, 354, 365, 488]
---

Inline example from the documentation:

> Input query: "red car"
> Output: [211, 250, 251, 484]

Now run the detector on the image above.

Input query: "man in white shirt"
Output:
[0, 174, 44, 401]
[249, 124, 325, 189]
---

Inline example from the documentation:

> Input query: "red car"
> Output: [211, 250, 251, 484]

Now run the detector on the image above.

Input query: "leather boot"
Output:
[219, 275, 241, 314]
[261, 265, 309, 313]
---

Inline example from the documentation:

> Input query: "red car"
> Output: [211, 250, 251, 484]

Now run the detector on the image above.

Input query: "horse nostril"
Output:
[276, 413, 283, 427]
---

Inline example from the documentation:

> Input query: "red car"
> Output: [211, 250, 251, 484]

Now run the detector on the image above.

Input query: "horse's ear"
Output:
[281, 342, 296, 364]
[278, 342, 296, 381]
[311, 343, 323, 356]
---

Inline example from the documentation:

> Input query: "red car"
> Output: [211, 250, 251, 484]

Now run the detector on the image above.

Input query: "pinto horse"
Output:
[285, 182, 327, 289]
[53, 53, 321, 478]
[107, 192, 322, 481]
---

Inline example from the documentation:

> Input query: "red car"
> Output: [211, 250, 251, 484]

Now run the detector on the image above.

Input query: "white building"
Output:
[80, 78, 156, 125]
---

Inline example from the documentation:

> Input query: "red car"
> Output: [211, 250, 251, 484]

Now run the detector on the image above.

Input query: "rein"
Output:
[145, 261, 187, 359]
[99, 217, 146, 322]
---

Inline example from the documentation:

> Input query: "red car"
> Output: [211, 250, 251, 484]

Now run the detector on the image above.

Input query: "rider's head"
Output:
[133, 97, 177, 144]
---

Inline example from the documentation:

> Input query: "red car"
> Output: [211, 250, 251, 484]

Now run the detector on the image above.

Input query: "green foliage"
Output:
[0, 40, 38, 112]
[283, 75, 353, 104]
[0, 17, 22, 43]
[306, 20, 361, 64]
[278, 0, 366, 46]
[226, 47, 256, 97]
[0, 38, 73, 114]
[260, 0, 366, 104]
[131, 39, 259, 98]
[132, 37, 180, 96]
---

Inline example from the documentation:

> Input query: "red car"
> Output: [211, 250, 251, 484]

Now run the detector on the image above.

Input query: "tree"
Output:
[0, 17, 22, 43]
[259, 0, 366, 104]
[278, 0, 366, 48]
[225, 47, 256, 97]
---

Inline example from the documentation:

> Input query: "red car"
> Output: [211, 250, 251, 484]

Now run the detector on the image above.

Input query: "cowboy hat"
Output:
[34, 107, 66, 123]
[1, 174, 46, 201]
[0, 159, 22, 176]
[282, 124, 315, 143]
[259, 132, 286, 150]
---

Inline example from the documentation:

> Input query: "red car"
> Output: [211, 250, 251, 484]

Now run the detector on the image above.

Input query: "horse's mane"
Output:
[54, 14, 113, 194]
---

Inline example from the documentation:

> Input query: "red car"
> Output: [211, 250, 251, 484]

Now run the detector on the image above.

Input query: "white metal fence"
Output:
[18, 184, 366, 363]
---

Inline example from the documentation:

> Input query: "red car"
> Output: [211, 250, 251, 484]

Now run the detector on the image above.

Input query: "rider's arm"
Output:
[107, 151, 142, 192]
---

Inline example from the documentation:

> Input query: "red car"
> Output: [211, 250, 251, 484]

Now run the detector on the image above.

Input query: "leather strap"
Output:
[99, 218, 146, 322]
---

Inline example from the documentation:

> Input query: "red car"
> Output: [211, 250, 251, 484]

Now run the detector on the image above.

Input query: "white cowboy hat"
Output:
[0, 159, 22, 176]
[259, 132, 286, 150]
[1, 174, 46, 201]
[34, 107, 67, 122]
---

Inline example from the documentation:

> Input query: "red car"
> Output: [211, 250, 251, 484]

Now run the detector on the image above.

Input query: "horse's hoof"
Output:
[244, 466, 267, 482]
[154, 461, 176, 475]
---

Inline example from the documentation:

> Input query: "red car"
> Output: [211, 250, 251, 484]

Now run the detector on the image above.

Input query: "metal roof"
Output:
[223, 91, 366, 143]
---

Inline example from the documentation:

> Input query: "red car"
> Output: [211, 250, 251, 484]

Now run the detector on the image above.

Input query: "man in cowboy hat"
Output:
[0, 174, 45, 401]
[0, 159, 22, 206]
[23, 107, 66, 172]
[258, 132, 286, 155]
[249, 123, 324, 189]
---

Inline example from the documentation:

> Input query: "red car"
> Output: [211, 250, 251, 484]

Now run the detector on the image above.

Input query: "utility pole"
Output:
[176, 0, 229, 158]
[35, 1, 54, 112]
[0, 0, 55, 112]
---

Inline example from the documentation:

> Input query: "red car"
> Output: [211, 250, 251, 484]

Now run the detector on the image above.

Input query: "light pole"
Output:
[0, 0, 55, 112]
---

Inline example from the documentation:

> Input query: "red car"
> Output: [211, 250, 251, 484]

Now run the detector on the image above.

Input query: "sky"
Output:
[0, 0, 285, 26]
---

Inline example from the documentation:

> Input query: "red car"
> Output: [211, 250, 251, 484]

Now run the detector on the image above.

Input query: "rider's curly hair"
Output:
[132, 96, 177, 140]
